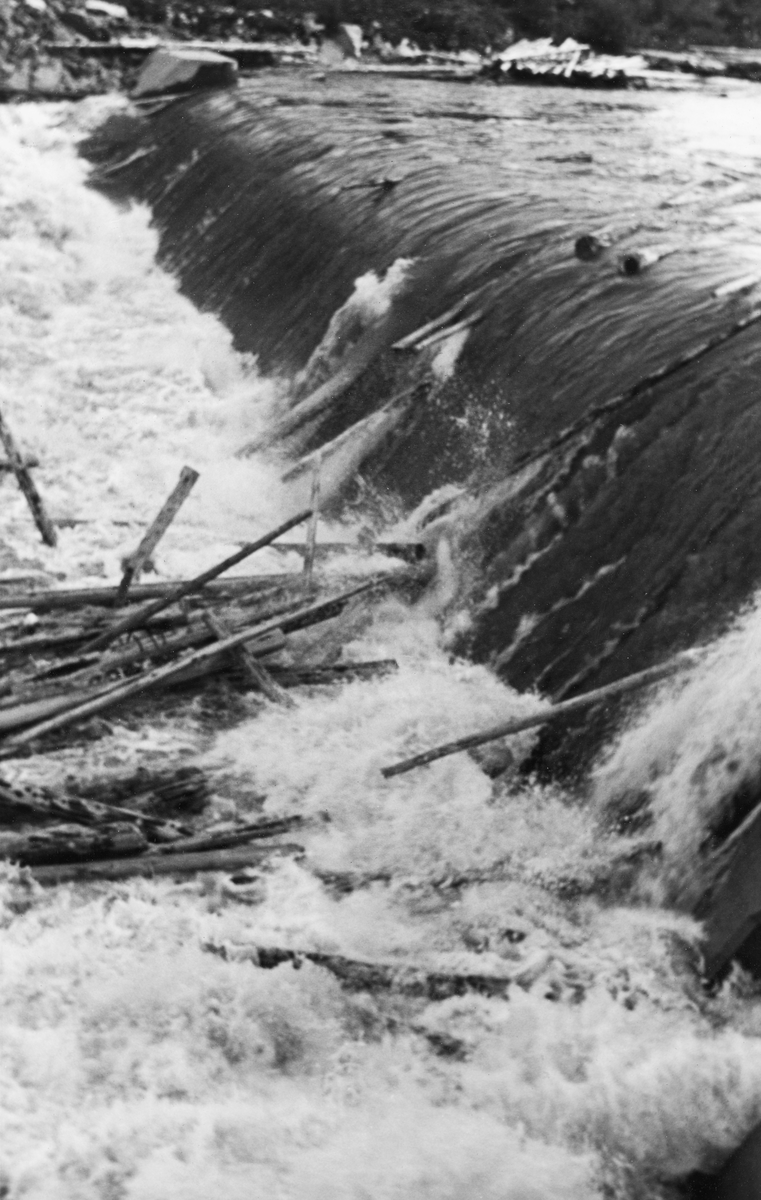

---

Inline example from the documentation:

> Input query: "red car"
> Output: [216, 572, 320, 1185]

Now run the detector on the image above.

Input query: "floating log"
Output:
[202, 609, 294, 708]
[115, 464, 199, 605]
[303, 458, 321, 590]
[270, 658, 398, 686]
[619, 245, 675, 276]
[391, 290, 482, 351]
[697, 799, 761, 979]
[0, 611, 188, 659]
[41, 626, 285, 694]
[0, 406, 57, 547]
[381, 650, 702, 778]
[70, 764, 210, 818]
[204, 941, 514, 1001]
[0, 455, 39, 473]
[29, 841, 302, 884]
[0, 821, 148, 866]
[149, 814, 303, 854]
[411, 309, 485, 352]
[236, 332, 404, 457]
[263, 540, 426, 563]
[0, 779, 187, 840]
[575, 233, 609, 261]
[2, 580, 377, 751]
[85, 507, 312, 652]
[0, 575, 305, 613]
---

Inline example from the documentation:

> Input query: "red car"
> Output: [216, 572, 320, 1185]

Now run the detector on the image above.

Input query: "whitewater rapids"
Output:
[4, 98, 761, 1200]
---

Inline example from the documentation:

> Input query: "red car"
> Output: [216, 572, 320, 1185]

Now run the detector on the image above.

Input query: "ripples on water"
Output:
[2, 85, 761, 1200]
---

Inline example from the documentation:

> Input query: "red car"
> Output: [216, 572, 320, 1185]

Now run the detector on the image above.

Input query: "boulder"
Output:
[132, 46, 238, 97]
[336, 22, 362, 56]
[85, 0, 129, 18]
[318, 22, 362, 66]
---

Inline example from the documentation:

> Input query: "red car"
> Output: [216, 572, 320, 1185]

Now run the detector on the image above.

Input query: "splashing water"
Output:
[5, 98, 761, 1200]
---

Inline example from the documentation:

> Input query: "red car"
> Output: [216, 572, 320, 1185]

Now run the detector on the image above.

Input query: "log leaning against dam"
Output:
[82, 74, 761, 767]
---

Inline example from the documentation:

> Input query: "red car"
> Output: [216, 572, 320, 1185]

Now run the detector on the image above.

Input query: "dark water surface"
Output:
[84, 72, 761, 723]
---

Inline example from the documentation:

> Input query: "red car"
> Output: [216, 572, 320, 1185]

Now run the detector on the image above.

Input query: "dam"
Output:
[84, 70, 761, 729]
[4, 67, 761, 1200]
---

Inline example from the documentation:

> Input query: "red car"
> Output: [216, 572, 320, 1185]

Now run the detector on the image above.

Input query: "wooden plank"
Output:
[115, 465, 199, 605]
[0, 407, 56, 547]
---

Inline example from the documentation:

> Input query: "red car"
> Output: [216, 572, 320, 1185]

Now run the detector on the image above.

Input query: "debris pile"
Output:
[486, 37, 657, 88]
[0, 443, 427, 884]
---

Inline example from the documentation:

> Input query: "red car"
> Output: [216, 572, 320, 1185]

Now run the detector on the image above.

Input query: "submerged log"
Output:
[269, 658, 398, 686]
[69, 764, 211, 818]
[204, 941, 514, 1000]
[0, 821, 148, 865]
[0, 779, 187, 841]
[29, 841, 303, 884]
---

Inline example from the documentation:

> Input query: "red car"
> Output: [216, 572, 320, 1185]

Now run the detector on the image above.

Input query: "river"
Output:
[2, 76, 761, 1200]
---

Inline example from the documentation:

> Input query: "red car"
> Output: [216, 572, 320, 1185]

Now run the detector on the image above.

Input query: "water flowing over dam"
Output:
[84, 74, 761, 725]
[9, 89, 761, 1200]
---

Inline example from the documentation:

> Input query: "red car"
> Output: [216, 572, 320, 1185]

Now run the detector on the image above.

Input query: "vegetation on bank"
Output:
[132, 0, 761, 53]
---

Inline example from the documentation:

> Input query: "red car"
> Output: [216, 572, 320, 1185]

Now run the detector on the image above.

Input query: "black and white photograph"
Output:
[1, 1, 761, 1196]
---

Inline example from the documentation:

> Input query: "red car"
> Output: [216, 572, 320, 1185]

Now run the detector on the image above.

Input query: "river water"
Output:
[2, 81, 761, 1200]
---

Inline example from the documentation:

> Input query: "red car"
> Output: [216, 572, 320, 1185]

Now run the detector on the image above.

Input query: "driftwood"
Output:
[0, 406, 57, 547]
[265, 540, 427, 564]
[270, 659, 398, 686]
[0, 455, 39, 473]
[0, 581, 377, 752]
[204, 941, 514, 1001]
[697, 800, 761, 979]
[411, 310, 485, 352]
[34, 628, 285, 697]
[202, 609, 294, 708]
[0, 779, 187, 841]
[0, 821, 148, 866]
[619, 245, 676, 276]
[391, 291, 481, 351]
[381, 650, 703, 778]
[0, 576, 312, 613]
[236, 340, 388, 457]
[303, 458, 321, 590]
[115, 465, 199, 605]
[0, 611, 188, 661]
[86, 507, 313, 652]
[29, 841, 303, 885]
[70, 764, 210, 818]
[0, 557, 429, 616]
[150, 814, 304, 855]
